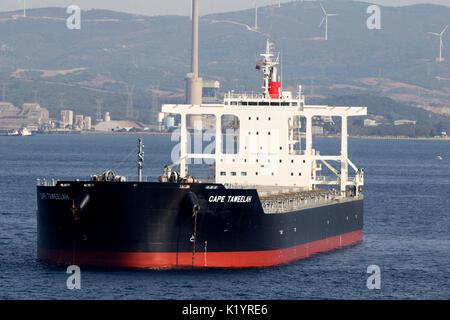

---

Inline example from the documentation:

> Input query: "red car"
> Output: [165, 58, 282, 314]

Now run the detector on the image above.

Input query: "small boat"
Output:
[437, 156, 443, 160]
[7, 129, 19, 136]
[18, 127, 32, 136]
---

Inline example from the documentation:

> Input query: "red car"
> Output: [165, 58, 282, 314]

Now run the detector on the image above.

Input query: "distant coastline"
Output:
[332, 135, 450, 141]
[1, 130, 449, 141]
[82, 131, 450, 141]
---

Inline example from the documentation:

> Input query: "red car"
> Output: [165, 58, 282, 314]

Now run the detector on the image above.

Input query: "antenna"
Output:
[126, 84, 134, 119]
[1, 83, 6, 102]
[137, 137, 144, 182]
[96, 98, 103, 122]
[59, 93, 64, 111]
[150, 87, 159, 124]
[428, 25, 448, 62]
[257, 39, 280, 98]
[319, 3, 338, 41]
[190, 0, 192, 21]
[254, 3, 258, 31]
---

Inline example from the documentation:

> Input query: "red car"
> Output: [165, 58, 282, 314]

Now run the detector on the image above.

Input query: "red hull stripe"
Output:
[38, 230, 362, 268]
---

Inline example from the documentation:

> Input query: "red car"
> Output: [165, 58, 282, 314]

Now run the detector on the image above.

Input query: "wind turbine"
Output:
[319, 3, 337, 41]
[17, 0, 26, 17]
[428, 25, 448, 62]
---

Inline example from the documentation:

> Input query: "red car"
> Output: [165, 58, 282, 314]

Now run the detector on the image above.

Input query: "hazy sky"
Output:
[1, 0, 449, 16]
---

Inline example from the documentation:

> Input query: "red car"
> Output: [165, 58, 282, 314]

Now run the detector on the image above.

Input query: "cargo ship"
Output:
[36, 1, 367, 268]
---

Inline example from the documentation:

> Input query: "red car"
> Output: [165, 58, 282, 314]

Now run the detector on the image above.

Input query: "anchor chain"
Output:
[191, 207, 199, 267]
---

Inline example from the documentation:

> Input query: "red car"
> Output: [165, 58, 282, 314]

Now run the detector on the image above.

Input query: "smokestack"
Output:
[192, 0, 199, 78]
[186, 0, 202, 129]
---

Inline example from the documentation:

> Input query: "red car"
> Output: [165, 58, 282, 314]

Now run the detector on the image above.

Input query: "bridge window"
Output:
[241, 172, 247, 176]
[231, 172, 237, 176]
[220, 172, 226, 176]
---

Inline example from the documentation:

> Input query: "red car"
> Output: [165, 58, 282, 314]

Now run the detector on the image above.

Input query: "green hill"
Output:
[0, 1, 449, 134]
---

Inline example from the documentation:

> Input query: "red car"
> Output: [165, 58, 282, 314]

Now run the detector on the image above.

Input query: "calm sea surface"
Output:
[0, 134, 449, 299]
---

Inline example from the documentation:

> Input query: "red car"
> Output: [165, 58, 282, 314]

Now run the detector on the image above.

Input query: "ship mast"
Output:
[257, 40, 280, 99]
[138, 137, 144, 182]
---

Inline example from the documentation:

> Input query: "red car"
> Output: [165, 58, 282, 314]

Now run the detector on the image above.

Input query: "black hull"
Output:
[37, 182, 363, 268]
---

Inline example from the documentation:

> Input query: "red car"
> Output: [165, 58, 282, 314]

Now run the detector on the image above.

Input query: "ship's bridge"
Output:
[224, 90, 305, 108]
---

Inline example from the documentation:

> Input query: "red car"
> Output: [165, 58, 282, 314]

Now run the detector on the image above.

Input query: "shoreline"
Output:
[328, 134, 450, 141]
[78, 131, 450, 141]
[1, 130, 449, 141]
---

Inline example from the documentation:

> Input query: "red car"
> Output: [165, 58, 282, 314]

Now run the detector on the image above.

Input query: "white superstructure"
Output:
[160, 2, 366, 197]
[161, 40, 366, 196]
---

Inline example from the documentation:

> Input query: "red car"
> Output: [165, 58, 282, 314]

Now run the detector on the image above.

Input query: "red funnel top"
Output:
[269, 81, 281, 99]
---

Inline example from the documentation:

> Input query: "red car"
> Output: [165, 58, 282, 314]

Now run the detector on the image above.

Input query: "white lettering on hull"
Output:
[208, 195, 252, 203]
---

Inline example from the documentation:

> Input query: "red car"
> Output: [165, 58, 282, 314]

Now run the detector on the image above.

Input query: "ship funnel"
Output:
[185, 0, 203, 106]
[186, 0, 203, 130]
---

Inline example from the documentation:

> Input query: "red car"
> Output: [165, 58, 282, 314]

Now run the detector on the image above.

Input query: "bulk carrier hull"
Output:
[37, 181, 363, 268]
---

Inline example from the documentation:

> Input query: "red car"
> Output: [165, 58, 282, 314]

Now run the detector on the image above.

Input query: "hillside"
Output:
[0, 1, 449, 131]
[311, 94, 450, 137]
